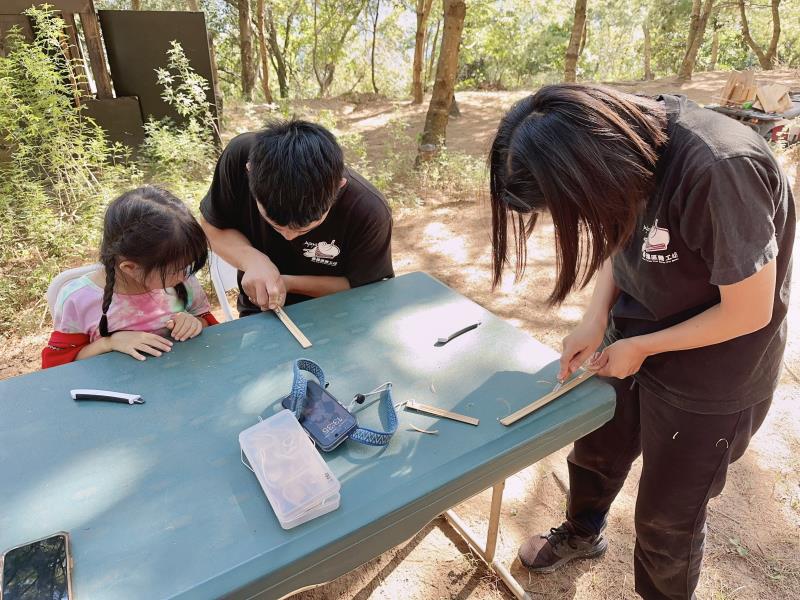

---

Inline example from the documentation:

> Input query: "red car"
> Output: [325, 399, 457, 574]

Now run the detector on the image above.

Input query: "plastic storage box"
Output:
[239, 409, 341, 529]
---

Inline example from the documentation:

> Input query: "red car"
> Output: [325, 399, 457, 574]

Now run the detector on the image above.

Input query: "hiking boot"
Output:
[518, 521, 608, 573]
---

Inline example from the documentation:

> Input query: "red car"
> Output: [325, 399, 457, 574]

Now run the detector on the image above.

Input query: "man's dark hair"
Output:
[489, 84, 668, 304]
[248, 119, 344, 228]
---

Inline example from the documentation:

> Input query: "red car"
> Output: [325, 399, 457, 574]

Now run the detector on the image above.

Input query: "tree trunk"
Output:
[266, 5, 289, 98]
[208, 32, 224, 120]
[425, 18, 440, 92]
[577, 15, 587, 57]
[131, 0, 141, 9]
[256, 0, 273, 102]
[643, 13, 654, 80]
[238, 0, 255, 100]
[709, 20, 719, 71]
[563, 0, 587, 83]
[416, 0, 466, 164]
[411, 0, 434, 104]
[676, 0, 714, 81]
[312, 0, 322, 95]
[738, 0, 781, 70]
[370, 0, 380, 94]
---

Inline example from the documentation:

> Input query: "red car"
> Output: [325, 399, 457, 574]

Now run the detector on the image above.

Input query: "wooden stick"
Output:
[500, 370, 596, 426]
[273, 306, 312, 348]
[79, 4, 114, 99]
[405, 400, 479, 426]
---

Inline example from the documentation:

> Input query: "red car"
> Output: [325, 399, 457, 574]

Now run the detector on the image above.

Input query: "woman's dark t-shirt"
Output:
[200, 132, 394, 311]
[610, 95, 795, 414]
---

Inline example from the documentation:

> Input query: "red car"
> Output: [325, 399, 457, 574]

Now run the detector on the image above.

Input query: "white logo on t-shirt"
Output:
[641, 219, 679, 264]
[303, 240, 340, 266]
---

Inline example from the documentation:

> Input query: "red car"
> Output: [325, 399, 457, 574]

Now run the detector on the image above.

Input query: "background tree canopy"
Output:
[96, 0, 800, 101]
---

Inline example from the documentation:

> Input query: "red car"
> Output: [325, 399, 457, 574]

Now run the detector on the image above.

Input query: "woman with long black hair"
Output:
[489, 84, 794, 599]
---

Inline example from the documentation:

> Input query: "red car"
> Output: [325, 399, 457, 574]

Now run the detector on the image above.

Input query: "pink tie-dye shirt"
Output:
[53, 273, 214, 341]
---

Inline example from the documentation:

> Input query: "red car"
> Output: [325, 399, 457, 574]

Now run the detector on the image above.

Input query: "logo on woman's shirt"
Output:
[303, 240, 341, 266]
[642, 219, 679, 264]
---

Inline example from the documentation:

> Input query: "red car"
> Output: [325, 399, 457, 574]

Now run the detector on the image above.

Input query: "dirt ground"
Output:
[2, 69, 799, 599]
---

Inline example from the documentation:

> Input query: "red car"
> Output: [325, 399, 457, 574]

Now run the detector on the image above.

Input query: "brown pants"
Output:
[566, 377, 770, 600]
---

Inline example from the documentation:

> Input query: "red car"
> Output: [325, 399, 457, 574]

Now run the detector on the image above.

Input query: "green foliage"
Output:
[140, 41, 218, 185]
[313, 109, 415, 203]
[418, 148, 486, 200]
[156, 41, 220, 138]
[105, 0, 800, 101]
[0, 13, 218, 335]
[0, 6, 130, 333]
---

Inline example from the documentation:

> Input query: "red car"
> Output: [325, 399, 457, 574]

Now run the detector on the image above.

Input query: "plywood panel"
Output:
[99, 10, 218, 128]
[83, 96, 146, 150]
[0, 1, 91, 14]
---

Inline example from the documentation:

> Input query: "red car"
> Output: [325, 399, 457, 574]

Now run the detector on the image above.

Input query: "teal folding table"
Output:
[0, 272, 615, 599]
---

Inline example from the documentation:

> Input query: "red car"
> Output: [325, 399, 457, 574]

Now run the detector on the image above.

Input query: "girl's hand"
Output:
[109, 331, 173, 361]
[166, 312, 204, 341]
[559, 318, 607, 381]
[587, 338, 650, 379]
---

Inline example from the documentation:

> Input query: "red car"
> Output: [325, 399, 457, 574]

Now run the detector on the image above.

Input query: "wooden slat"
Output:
[405, 400, 479, 426]
[500, 370, 596, 426]
[79, 1, 112, 99]
[274, 307, 312, 349]
[62, 13, 91, 97]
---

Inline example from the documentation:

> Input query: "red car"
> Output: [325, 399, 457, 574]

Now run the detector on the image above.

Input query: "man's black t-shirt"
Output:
[200, 132, 394, 311]
[609, 95, 795, 414]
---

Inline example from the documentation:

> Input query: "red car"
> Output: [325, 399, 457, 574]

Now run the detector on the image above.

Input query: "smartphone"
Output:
[282, 380, 357, 451]
[1, 532, 72, 600]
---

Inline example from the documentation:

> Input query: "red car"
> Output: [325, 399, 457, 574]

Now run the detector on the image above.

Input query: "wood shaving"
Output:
[409, 424, 439, 435]
[716, 438, 729, 448]
[536, 380, 552, 385]
[673, 431, 679, 440]
[429, 382, 437, 394]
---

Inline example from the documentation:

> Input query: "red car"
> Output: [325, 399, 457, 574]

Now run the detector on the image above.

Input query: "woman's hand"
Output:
[587, 338, 649, 379]
[166, 312, 204, 341]
[109, 331, 173, 361]
[559, 318, 607, 381]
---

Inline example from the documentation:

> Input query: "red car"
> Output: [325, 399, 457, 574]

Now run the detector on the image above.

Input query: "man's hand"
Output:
[166, 312, 204, 341]
[559, 318, 607, 381]
[587, 338, 649, 379]
[241, 254, 287, 310]
[109, 331, 173, 361]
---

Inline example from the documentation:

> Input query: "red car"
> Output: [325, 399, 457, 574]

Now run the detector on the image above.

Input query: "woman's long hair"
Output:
[98, 185, 209, 336]
[489, 84, 668, 304]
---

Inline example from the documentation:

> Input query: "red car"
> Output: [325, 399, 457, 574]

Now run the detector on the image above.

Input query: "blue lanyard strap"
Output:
[288, 359, 397, 447]
[286, 358, 327, 417]
[349, 383, 398, 446]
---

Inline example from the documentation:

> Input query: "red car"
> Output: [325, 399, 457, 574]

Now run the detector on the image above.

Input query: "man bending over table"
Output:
[200, 119, 394, 315]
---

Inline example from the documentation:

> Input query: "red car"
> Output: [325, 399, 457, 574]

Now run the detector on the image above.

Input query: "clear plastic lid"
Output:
[239, 409, 340, 523]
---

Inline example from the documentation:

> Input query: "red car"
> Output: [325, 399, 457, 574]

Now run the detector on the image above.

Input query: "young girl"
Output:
[489, 85, 793, 598]
[42, 186, 219, 368]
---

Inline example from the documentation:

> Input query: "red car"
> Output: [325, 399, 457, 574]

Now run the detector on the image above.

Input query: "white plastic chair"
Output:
[209, 251, 239, 322]
[46, 263, 102, 317]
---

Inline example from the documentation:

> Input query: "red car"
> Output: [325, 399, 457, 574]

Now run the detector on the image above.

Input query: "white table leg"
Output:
[443, 480, 531, 600]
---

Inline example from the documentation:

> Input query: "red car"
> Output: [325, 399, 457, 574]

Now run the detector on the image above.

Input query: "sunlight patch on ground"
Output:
[423, 222, 469, 263]
[556, 304, 584, 323]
